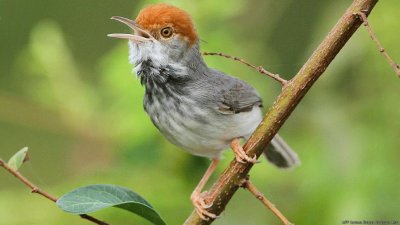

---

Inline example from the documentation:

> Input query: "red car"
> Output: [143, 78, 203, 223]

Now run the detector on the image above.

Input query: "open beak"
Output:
[107, 16, 154, 43]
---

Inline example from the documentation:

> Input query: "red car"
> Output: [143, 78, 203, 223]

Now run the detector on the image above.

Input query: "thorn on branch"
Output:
[31, 187, 40, 194]
[202, 52, 289, 85]
[355, 11, 400, 78]
[238, 175, 250, 188]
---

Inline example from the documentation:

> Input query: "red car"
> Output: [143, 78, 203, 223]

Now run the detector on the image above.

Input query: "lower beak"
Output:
[108, 16, 154, 43]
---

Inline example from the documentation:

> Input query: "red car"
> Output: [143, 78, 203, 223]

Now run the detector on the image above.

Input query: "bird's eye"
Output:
[160, 27, 173, 38]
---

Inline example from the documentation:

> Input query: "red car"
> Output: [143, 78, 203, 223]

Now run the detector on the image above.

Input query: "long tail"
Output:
[263, 134, 300, 168]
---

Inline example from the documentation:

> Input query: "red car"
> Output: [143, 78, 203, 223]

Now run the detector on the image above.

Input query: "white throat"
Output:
[128, 41, 187, 78]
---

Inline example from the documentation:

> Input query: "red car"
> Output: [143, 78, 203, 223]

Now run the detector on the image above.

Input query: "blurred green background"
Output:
[1, 0, 399, 224]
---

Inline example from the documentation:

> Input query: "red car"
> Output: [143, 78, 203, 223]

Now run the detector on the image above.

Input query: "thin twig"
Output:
[0, 158, 58, 202]
[202, 52, 288, 85]
[240, 178, 293, 225]
[0, 158, 109, 225]
[79, 214, 109, 225]
[356, 11, 400, 77]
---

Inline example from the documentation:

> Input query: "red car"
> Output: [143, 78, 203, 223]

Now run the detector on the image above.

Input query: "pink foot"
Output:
[231, 139, 259, 164]
[191, 191, 218, 220]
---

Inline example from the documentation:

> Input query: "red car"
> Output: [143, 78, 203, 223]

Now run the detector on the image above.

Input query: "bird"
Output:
[108, 3, 300, 220]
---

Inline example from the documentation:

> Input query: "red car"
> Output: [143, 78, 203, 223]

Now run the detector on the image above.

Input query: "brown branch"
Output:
[202, 52, 288, 85]
[0, 158, 109, 225]
[356, 11, 400, 77]
[184, 0, 379, 224]
[79, 214, 109, 225]
[240, 178, 293, 225]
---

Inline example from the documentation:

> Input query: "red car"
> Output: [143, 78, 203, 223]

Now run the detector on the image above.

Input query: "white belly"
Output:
[145, 95, 263, 159]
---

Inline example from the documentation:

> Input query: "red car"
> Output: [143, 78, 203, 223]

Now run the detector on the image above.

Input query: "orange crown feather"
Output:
[135, 3, 198, 45]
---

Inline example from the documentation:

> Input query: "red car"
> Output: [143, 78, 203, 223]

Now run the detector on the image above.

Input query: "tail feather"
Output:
[263, 134, 300, 168]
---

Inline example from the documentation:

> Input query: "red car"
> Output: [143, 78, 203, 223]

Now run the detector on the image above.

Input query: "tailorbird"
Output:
[108, 3, 300, 220]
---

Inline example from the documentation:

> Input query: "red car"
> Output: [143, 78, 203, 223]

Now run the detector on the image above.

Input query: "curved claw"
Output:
[236, 149, 259, 164]
[191, 192, 218, 220]
[231, 138, 259, 164]
[235, 155, 246, 164]
[250, 154, 261, 164]
[197, 194, 213, 209]
[194, 208, 209, 221]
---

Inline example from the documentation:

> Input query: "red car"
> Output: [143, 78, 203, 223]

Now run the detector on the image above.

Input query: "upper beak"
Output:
[107, 16, 154, 43]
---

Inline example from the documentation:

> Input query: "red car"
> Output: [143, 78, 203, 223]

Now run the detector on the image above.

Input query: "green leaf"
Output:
[8, 147, 29, 171]
[56, 184, 166, 225]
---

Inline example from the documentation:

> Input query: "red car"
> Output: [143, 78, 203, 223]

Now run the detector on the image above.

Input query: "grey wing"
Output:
[209, 69, 262, 115]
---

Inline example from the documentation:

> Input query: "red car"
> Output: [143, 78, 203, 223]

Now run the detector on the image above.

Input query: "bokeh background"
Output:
[1, 0, 399, 224]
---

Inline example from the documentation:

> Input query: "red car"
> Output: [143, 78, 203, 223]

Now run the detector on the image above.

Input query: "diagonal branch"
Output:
[184, 0, 379, 224]
[0, 158, 110, 225]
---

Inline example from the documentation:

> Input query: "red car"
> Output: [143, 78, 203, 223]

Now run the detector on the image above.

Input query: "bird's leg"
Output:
[230, 138, 259, 164]
[191, 158, 219, 220]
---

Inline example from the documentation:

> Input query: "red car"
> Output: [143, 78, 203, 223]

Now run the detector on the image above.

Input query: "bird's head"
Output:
[108, 3, 201, 70]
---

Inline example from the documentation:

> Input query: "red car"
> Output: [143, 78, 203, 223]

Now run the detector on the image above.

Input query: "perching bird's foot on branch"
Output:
[230, 138, 259, 164]
[191, 191, 217, 221]
[189, 159, 220, 220]
[190, 138, 260, 220]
